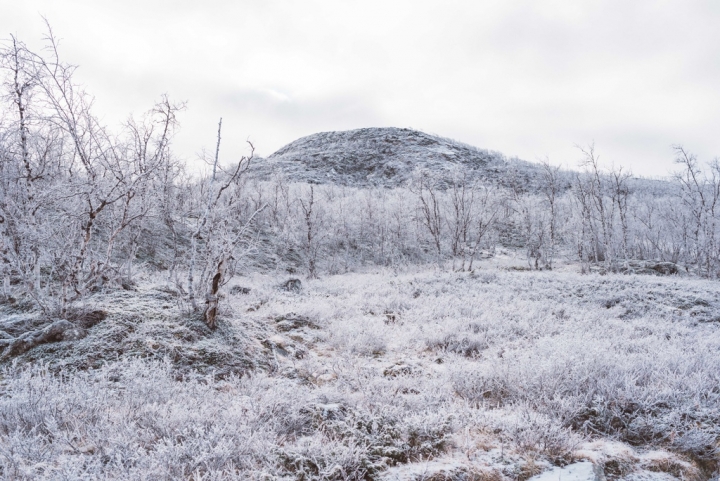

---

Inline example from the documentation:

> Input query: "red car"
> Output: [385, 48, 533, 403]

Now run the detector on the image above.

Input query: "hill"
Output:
[255, 127, 543, 188]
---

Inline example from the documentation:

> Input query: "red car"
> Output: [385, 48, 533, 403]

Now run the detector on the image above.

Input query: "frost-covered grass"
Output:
[1, 267, 719, 479]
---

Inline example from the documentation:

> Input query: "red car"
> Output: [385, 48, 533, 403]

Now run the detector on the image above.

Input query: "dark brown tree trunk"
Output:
[203, 259, 225, 328]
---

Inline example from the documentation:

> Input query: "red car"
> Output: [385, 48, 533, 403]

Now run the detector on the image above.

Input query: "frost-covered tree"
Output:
[186, 119, 264, 326]
[0, 27, 182, 313]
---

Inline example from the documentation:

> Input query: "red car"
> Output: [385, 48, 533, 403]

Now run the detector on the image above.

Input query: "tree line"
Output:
[238, 149, 720, 280]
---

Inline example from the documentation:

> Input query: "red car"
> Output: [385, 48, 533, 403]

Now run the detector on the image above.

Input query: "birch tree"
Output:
[186, 119, 265, 327]
[0, 28, 182, 312]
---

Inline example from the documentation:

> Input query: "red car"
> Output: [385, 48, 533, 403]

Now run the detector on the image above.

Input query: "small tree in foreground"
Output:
[186, 119, 265, 327]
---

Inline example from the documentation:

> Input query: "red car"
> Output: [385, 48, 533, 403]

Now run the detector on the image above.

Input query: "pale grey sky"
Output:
[3, 0, 720, 177]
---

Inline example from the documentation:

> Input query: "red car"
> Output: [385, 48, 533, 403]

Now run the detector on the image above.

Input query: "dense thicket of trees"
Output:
[0, 32, 177, 312]
[3, 31, 720, 321]
[0, 31, 257, 323]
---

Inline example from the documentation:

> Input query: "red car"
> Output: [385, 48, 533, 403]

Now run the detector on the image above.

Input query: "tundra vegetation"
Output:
[0, 31, 719, 480]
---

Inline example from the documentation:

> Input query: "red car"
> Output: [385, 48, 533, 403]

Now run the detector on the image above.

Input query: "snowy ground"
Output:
[1, 265, 719, 480]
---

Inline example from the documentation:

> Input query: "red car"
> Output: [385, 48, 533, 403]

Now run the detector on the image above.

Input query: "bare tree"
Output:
[413, 171, 443, 268]
[467, 185, 500, 271]
[672, 145, 720, 277]
[445, 171, 499, 271]
[578, 144, 615, 268]
[570, 172, 595, 273]
[446, 171, 474, 270]
[0, 28, 182, 313]
[610, 165, 632, 263]
[186, 119, 264, 327]
[298, 185, 325, 278]
[539, 159, 562, 269]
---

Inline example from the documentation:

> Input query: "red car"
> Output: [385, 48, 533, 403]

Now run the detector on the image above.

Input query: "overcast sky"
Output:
[3, 0, 720, 177]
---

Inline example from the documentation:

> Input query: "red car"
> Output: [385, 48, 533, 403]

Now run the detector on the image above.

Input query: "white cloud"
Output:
[2, 0, 720, 176]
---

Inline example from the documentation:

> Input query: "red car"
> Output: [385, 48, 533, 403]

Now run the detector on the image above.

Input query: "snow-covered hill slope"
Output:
[255, 127, 543, 188]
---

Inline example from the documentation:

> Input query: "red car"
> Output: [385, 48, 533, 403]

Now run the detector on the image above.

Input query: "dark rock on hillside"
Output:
[229, 285, 252, 295]
[591, 261, 683, 277]
[255, 127, 549, 188]
[1, 319, 86, 359]
[274, 313, 319, 331]
[623, 261, 680, 276]
[0, 308, 108, 360]
[280, 278, 302, 292]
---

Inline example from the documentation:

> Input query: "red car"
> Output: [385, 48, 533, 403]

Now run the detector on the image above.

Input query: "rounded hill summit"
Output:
[257, 127, 514, 187]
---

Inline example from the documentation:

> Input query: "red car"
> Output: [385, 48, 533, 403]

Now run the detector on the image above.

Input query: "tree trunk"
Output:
[203, 258, 225, 328]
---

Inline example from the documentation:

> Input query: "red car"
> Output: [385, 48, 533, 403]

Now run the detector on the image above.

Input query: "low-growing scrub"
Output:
[1, 267, 719, 479]
[0, 284, 269, 378]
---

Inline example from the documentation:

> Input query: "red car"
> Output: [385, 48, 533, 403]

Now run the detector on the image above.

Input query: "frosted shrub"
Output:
[452, 367, 515, 408]
[427, 331, 488, 358]
[501, 409, 581, 461]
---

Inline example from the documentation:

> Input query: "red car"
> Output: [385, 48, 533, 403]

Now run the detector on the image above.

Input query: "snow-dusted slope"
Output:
[256, 127, 539, 187]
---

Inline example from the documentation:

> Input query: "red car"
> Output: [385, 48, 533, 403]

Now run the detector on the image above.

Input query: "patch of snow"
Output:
[574, 439, 637, 464]
[380, 458, 465, 481]
[528, 461, 600, 481]
[622, 471, 679, 481]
